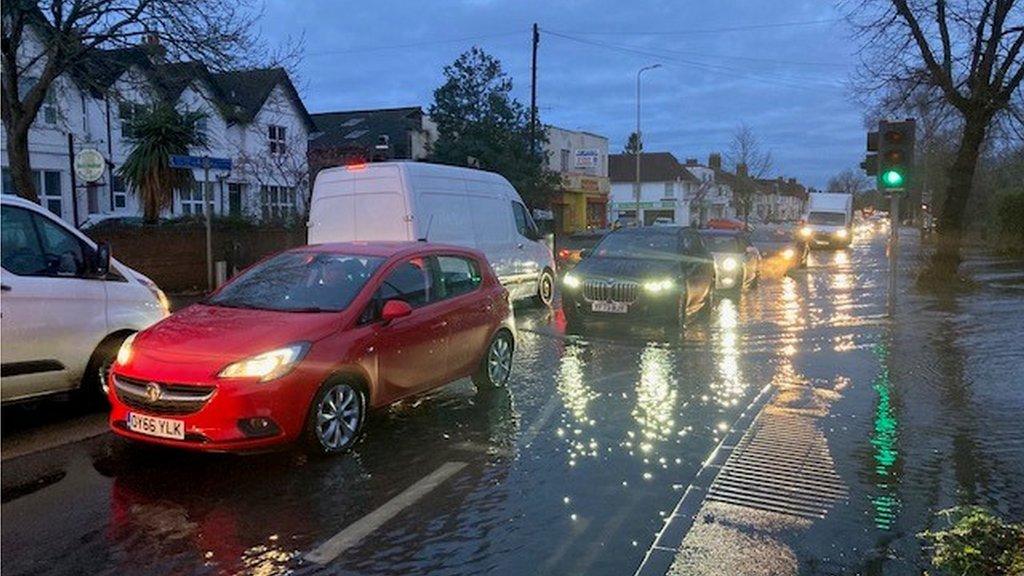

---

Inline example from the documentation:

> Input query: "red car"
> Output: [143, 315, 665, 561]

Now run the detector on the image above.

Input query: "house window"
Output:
[664, 182, 674, 198]
[180, 182, 211, 216]
[2, 168, 63, 217]
[560, 149, 570, 172]
[261, 185, 295, 220]
[119, 102, 146, 139]
[42, 89, 58, 125]
[268, 125, 287, 155]
[195, 117, 208, 141]
[112, 175, 127, 209]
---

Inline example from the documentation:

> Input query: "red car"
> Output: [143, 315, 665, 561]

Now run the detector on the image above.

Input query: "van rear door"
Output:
[308, 166, 412, 243]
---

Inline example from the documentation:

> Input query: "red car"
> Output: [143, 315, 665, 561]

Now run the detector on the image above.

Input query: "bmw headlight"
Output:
[799, 226, 813, 238]
[721, 257, 739, 272]
[218, 343, 309, 382]
[643, 278, 675, 293]
[563, 273, 582, 289]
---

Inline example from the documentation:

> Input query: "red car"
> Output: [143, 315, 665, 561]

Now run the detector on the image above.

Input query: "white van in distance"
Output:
[800, 192, 853, 248]
[307, 162, 556, 305]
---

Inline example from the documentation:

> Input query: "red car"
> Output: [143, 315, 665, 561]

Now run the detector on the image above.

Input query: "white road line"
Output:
[304, 461, 468, 565]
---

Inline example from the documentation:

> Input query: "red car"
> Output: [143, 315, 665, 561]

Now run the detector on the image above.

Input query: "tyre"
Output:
[472, 330, 514, 390]
[302, 380, 367, 456]
[78, 334, 129, 406]
[533, 268, 555, 308]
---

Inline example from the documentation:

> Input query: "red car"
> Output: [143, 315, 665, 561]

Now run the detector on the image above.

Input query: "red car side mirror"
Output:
[381, 299, 413, 323]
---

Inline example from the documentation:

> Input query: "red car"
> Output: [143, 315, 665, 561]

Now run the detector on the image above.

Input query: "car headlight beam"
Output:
[116, 333, 136, 367]
[218, 343, 309, 382]
[721, 257, 739, 272]
[563, 273, 582, 289]
[799, 226, 813, 238]
[781, 248, 795, 260]
[834, 228, 848, 239]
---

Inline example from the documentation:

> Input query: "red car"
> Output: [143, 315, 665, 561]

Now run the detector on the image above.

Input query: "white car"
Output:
[1, 195, 169, 404]
[307, 161, 556, 306]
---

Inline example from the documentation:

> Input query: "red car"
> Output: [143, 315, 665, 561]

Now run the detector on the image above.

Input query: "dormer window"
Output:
[269, 124, 287, 155]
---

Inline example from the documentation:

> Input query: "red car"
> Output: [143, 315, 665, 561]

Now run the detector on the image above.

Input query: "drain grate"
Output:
[707, 409, 848, 519]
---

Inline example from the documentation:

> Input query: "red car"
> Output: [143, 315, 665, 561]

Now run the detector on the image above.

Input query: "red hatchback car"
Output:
[108, 242, 516, 455]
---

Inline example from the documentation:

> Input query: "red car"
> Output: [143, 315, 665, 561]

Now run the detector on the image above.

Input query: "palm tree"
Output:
[118, 104, 208, 223]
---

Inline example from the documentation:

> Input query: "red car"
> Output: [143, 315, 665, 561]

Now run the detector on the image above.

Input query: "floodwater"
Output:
[3, 229, 1021, 576]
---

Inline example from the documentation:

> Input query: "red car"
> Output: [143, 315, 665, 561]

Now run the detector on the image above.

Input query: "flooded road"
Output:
[3, 230, 1022, 576]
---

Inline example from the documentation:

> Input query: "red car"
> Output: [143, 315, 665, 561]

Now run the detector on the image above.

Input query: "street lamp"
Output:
[635, 64, 661, 227]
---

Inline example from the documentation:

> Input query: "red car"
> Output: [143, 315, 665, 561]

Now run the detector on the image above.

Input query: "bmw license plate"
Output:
[592, 301, 628, 314]
[127, 412, 185, 440]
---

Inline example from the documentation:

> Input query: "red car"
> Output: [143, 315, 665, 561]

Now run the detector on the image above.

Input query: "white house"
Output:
[1, 27, 314, 227]
[682, 154, 738, 223]
[608, 152, 698, 226]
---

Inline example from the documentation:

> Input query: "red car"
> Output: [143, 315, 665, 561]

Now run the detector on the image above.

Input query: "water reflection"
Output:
[632, 344, 677, 451]
[869, 341, 900, 530]
[711, 298, 745, 408]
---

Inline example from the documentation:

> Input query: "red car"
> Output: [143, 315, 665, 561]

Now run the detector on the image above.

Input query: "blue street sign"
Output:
[169, 154, 232, 171]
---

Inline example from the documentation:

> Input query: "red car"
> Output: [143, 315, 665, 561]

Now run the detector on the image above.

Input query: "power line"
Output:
[544, 30, 844, 91]
[548, 18, 842, 36]
[306, 30, 525, 57]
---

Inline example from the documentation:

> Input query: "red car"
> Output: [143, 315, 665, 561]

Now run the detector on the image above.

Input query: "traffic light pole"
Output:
[888, 192, 899, 318]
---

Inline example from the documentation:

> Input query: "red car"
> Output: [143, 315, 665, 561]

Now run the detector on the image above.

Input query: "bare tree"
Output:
[724, 124, 774, 224]
[1, 0, 285, 202]
[847, 0, 1024, 277]
[828, 168, 873, 194]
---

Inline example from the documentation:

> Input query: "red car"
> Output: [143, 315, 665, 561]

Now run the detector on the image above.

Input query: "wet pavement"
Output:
[3, 229, 1022, 576]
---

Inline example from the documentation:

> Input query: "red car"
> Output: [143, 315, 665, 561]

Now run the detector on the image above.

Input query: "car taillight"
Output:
[557, 249, 571, 260]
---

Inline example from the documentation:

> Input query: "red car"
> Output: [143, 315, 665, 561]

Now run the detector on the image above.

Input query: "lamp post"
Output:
[635, 64, 661, 227]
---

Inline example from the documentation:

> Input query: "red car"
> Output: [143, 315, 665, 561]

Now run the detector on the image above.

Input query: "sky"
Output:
[261, 0, 867, 189]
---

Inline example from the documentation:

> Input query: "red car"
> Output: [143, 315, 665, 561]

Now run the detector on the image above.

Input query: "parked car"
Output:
[700, 229, 760, 291]
[561, 227, 715, 328]
[307, 162, 556, 307]
[750, 226, 808, 272]
[1, 195, 169, 404]
[107, 242, 516, 455]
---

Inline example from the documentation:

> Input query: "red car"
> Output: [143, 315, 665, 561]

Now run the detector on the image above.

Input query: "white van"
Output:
[308, 162, 556, 305]
[1, 195, 169, 404]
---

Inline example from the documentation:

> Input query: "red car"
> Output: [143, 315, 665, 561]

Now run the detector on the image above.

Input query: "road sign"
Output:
[74, 149, 105, 182]
[169, 155, 232, 171]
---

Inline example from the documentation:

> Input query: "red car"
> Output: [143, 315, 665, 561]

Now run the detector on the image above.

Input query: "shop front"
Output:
[552, 174, 610, 234]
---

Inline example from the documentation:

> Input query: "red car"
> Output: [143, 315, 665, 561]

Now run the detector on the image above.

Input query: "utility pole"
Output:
[635, 64, 661, 226]
[530, 23, 539, 155]
[67, 133, 79, 228]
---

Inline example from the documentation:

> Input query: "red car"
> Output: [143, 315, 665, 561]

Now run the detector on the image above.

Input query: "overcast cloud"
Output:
[261, 0, 864, 188]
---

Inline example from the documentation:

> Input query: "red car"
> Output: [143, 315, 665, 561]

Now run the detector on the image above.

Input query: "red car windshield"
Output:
[208, 252, 385, 312]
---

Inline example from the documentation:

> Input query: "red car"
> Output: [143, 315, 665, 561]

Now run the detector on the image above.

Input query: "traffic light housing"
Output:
[861, 131, 878, 176]
[876, 119, 915, 192]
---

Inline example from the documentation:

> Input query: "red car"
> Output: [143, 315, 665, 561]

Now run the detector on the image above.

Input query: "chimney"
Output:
[788, 178, 797, 185]
[708, 153, 721, 171]
[736, 163, 748, 178]
[141, 32, 166, 63]
[685, 158, 698, 166]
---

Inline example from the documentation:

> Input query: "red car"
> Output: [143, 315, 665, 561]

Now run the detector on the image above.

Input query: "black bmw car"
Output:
[560, 227, 716, 328]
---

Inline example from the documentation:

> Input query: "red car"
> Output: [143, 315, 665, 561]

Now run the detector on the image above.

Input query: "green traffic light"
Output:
[881, 170, 904, 187]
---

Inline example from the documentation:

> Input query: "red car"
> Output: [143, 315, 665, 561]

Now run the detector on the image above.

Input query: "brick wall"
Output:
[86, 224, 306, 293]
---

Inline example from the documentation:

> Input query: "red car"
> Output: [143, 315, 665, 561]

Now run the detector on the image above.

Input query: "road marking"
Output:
[1, 413, 109, 461]
[304, 461, 468, 565]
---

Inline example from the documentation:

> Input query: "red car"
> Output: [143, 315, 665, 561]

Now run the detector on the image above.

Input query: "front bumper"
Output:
[107, 368, 318, 452]
[561, 290, 680, 324]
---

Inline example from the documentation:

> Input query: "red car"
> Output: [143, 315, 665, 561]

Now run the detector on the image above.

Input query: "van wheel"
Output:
[78, 334, 128, 407]
[534, 269, 554, 308]
[473, 331, 514, 390]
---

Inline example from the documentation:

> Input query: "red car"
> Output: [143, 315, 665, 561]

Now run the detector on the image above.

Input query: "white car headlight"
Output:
[563, 273, 582, 289]
[116, 333, 136, 367]
[643, 278, 675, 293]
[721, 257, 739, 272]
[799, 226, 813, 238]
[781, 248, 795, 260]
[218, 343, 308, 382]
[834, 228, 848, 239]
